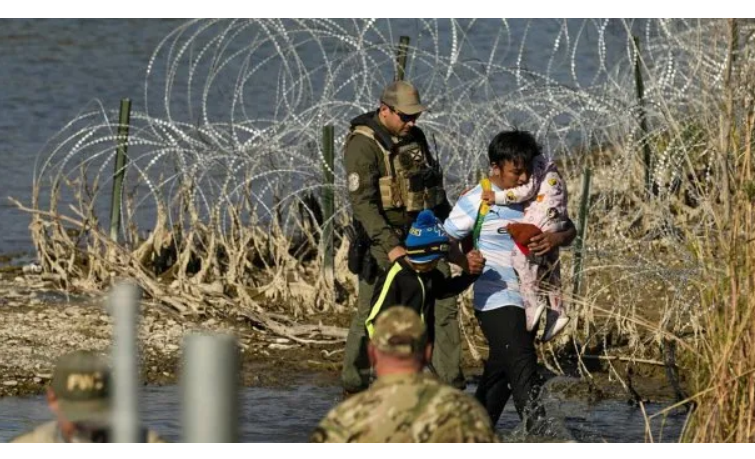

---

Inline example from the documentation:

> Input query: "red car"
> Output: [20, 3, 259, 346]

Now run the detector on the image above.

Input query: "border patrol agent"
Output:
[342, 80, 468, 395]
[311, 307, 499, 443]
[9, 350, 165, 443]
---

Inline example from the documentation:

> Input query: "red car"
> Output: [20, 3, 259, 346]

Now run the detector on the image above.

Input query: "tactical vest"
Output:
[348, 115, 446, 214]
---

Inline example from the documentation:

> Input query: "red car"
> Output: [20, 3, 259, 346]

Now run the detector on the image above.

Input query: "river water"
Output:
[0, 381, 687, 443]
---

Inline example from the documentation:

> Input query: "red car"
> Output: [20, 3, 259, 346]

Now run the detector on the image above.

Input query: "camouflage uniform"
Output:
[314, 307, 497, 443]
[342, 81, 463, 393]
[8, 350, 166, 443]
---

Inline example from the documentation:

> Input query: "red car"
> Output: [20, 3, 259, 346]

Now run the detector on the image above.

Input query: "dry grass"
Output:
[680, 22, 755, 441]
[11, 184, 356, 343]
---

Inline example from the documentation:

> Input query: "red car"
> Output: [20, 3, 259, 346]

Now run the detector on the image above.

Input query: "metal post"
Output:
[182, 333, 239, 442]
[633, 36, 652, 194]
[108, 282, 141, 443]
[321, 125, 335, 284]
[395, 36, 410, 81]
[572, 167, 592, 297]
[110, 98, 132, 242]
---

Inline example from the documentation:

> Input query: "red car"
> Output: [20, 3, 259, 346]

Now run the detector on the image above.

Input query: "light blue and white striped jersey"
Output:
[443, 183, 524, 312]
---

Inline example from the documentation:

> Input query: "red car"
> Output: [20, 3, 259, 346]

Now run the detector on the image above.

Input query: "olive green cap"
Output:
[380, 81, 427, 115]
[50, 350, 111, 423]
[371, 306, 427, 356]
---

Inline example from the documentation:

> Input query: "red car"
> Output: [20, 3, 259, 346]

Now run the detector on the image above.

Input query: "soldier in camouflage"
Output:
[9, 350, 165, 443]
[342, 80, 481, 395]
[312, 307, 498, 443]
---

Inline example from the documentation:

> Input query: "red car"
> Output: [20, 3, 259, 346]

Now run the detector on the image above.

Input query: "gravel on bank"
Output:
[0, 269, 681, 404]
[0, 271, 345, 398]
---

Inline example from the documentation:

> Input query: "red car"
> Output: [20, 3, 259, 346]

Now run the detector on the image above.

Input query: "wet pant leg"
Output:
[475, 305, 544, 427]
[340, 277, 376, 393]
[475, 307, 513, 427]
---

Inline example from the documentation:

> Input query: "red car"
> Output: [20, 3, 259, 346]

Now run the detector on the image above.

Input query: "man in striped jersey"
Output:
[443, 130, 576, 429]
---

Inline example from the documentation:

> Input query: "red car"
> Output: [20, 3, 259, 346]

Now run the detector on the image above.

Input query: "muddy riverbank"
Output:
[0, 264, 683, 404]
[0, 266, 344, 398]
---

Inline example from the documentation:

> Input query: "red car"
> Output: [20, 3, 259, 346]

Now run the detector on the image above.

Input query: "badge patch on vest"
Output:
[348, 173, 360, 192]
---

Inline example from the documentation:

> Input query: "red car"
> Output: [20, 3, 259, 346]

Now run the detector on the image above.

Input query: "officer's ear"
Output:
[378, 103, 392, 118]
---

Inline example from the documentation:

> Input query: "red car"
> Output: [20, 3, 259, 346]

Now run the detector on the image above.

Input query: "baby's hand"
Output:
[481, 190, 495, 205]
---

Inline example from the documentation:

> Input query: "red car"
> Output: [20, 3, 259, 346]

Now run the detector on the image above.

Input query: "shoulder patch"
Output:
[348, 172, 360, 192]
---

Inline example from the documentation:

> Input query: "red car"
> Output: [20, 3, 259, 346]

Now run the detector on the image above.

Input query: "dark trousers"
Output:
[474, 305, 544, 428]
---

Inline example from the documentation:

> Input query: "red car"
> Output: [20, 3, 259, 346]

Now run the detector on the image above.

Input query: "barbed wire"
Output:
[30, 19, 741, 319]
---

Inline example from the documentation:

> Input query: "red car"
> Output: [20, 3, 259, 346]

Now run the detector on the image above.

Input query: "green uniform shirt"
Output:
[310, 373, 499, 443]
[345, 113, 450, 269]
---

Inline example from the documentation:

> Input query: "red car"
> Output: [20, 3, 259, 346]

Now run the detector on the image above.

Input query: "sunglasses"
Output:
[388, 106, 420, 123]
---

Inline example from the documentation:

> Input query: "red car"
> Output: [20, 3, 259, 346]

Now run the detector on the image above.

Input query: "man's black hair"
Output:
[487, 129, 542, 170]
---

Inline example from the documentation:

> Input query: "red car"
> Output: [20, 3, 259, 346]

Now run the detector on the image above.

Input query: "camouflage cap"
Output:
[372, 306, 427, 356]
[380, 81, 427, 115]
[50, 350, 111, 423]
